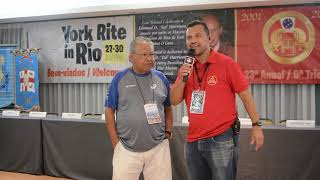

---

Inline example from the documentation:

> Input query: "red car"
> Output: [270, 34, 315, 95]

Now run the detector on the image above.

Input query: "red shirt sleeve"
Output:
[227, 60, 249, 93]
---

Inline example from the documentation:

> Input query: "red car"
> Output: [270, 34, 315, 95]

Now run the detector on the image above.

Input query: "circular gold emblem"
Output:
[262, 11, 315, 64]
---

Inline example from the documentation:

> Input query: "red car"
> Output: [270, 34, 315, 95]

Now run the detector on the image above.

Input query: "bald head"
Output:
[201, 14, 223, 50]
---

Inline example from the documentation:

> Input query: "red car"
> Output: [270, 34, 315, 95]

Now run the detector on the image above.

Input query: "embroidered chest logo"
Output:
[151, 83, 157, 89]
[207, 76, 217, 86]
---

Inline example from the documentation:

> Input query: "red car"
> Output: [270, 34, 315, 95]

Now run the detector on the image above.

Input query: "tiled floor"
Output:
[0, 171, 72, 180]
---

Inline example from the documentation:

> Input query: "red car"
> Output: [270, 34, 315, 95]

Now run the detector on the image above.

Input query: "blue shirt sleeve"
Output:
[105, 74, 120, 110]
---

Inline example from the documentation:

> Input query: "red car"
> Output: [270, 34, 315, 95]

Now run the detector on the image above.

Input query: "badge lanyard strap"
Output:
[193, 63, 210, 90]
[132, 69, 155, 104]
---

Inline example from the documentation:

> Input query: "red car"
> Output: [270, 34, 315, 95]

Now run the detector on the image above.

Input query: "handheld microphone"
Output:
[183, 49, 195, 82]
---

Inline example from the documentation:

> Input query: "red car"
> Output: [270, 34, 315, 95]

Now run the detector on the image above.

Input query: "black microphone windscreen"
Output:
[183, 49, 196, 82]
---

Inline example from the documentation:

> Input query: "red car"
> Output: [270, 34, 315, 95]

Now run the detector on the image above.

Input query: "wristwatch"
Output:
[165, 130, 173, 139]
[252, 121, 262, 127]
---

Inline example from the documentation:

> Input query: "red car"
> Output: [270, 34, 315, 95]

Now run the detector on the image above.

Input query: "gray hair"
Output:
[129, 36, 154, 54]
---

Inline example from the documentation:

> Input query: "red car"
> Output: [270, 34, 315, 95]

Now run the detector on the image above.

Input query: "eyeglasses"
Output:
[134, 53, 155, 59]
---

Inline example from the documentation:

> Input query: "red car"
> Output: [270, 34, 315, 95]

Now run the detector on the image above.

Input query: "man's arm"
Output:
[164, 106, 173, 139]
[105, 107, 119, 149]
[170, 64, 191, 105]
[238, 88, 264, 151]
[170, 80, 186, 105]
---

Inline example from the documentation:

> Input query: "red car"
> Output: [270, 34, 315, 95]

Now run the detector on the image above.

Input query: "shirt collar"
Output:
[130, 68, 151, 77]
[195, 49, 217, 65]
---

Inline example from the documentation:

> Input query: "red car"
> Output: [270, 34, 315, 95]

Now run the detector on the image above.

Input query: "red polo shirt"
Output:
[177, 50, 249, 142]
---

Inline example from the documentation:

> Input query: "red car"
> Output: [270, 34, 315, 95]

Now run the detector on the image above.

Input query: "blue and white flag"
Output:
[15, 49, 40, 111]
[0, 45, 16, 108]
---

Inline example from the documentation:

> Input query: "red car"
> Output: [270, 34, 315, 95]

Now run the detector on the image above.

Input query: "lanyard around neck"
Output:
[194, 63, 210, 89]
[132, 69, 155, 104]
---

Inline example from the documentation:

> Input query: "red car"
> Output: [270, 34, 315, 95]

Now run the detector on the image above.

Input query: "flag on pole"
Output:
[14, 49, 40, 111]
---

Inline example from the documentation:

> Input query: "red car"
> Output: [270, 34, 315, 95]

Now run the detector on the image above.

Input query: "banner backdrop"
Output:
[23, 16, 134, 83]
[0, 45, 16, 108]
[237, 5, 320, 84]
[136, 10, 234, 82]
[14, 49, 40, 111]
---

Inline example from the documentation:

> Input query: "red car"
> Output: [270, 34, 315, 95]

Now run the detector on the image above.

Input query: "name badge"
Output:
[286, 120, 315, 128]
[190, 90, 206, 114]
[2, 110, 20, 117]
[144, 103, 161, 124]
[29, 111, 47, 118]
[62, 113, 82, 119]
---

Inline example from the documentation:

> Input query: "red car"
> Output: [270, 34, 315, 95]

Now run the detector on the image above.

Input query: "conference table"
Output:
[0, 115, 43, 175]
[1, 115, 320, 180]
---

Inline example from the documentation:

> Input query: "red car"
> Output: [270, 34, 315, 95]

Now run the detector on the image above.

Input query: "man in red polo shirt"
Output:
[171, 20, 264, 180]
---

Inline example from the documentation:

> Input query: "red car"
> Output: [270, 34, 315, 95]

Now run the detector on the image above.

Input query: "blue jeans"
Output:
[185, 128, 239, 180]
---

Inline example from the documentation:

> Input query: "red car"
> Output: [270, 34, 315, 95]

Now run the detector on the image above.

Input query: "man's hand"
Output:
[112, 139, 119, 150]
[165, 131, 172, 139]
[178, 63, 192, 82]
[170, 64, 191, 105]
[250, 126, 264, 151]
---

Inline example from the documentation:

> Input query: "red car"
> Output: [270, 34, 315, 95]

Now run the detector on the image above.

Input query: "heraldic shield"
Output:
[14, 49, 40, 111]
